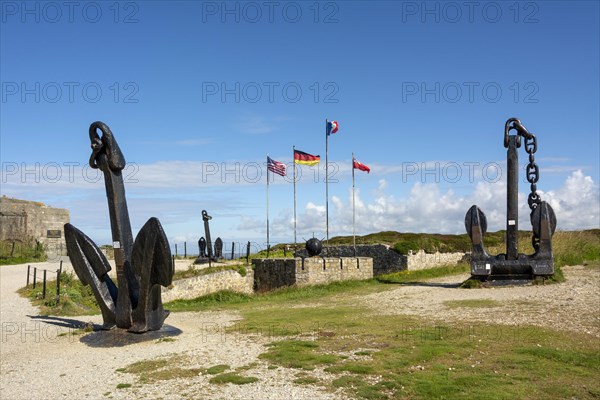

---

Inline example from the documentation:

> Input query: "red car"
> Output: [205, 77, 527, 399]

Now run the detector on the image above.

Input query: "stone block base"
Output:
[252, 257, 373, 292]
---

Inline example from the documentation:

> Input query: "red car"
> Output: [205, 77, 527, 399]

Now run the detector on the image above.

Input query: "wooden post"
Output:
[175, 243, 178, 258]
[42, 270, 47, 299]
[10, 241, 15, 257]
[246, 241, 251, 264]
[231, 242, 235, 260]
[27, 265, 31, 286]
[33, 268, 37, 288]
[184, 241, 187, 258]
[59, 260, 63, 276]
[56, 269, 61, 304]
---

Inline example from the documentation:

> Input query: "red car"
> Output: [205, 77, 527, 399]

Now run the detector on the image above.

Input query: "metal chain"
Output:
[524, 135, 542, 251]
[511, 119, 542, 251]
[524, 135, 541, 213]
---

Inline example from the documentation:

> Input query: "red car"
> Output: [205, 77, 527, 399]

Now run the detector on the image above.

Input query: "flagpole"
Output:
[325, 118, 329, 246]
[293, 145, 297, 256]
[266, 155, 270, 258]
[352, 153, 356, 257]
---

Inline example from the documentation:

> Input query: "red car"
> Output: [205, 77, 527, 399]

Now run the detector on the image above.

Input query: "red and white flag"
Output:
[353, 158, 370, 173]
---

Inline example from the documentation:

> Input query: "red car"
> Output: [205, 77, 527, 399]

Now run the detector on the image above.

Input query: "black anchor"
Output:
[465, 118, 557, 281]
[64, 122, 173, 332]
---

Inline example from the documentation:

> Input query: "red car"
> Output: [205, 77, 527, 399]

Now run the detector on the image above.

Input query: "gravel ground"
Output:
[1, 261, 598, 399]
[361, 265, 600, 337]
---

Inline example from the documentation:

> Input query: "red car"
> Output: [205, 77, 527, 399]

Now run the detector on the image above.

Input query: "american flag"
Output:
[267, 156, 286, 176]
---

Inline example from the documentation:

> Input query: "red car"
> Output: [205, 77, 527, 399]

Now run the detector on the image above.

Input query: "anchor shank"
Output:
[507, 135, 519, 260]
[98, 154, 134, 260]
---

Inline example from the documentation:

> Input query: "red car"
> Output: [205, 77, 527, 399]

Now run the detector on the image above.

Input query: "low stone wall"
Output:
[295, 245, 467, 274]
[161, 269, 253, 302]
[253, 257, 373, 292]
[406, 250, 467, 271]
[297, 245, 403, 275]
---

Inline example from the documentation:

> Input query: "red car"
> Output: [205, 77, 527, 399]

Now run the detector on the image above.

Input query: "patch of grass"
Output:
[125, 359, 169, 374]
[377, 263, 469, 284]
[173, 264, 248, 281]
[443, 299, 500, 309]
[18, 271, 99, 316]
[0, 240, 47, 265]
[116, 383, 131, 389]
[209, 373, 258, 385]
[206, 364, 229, 375]
[120, 356, 202, 384]
[259, 340, 338, 370]
[549, 230, 600, 268]
[250, 247, 293, 260]
[325, 363, 375, 374]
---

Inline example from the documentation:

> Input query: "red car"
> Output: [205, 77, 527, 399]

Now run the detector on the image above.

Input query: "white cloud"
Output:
[273, 170, 599, 237]
[542, 170, 600, 229]
[2, 159, 597, 247]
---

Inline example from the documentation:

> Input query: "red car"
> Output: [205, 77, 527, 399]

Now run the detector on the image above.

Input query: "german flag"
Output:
[294, 150, 320, 166]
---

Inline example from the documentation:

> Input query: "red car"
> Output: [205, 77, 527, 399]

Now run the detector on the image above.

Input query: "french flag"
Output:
[327, 120, 339, 136]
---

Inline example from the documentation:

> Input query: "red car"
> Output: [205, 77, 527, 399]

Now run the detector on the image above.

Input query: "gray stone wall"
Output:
[0, 196, 70, 257]
[252, 257, 373, 292]
[161, 269, 254, 302]
[297, 245, 467, 275]
[406, 250, 468, 270]
[297, 244, 405, 275]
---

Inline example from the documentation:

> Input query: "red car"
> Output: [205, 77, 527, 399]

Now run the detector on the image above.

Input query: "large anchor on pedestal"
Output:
[64, 122, 174, 332]
[465, 118, 557, 280]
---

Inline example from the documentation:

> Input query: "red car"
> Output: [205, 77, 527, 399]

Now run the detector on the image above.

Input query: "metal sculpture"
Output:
[305, 238, 323, 257]
[64, 121, 173, 333]
[202, 210, 214, 260]
[465, 118, 556, 280]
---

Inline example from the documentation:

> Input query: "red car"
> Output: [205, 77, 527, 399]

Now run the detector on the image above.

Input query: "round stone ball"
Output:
[305, 238, 322, 257]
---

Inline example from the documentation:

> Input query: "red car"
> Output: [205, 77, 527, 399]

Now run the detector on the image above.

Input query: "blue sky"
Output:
[1, 1, 599, 253]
